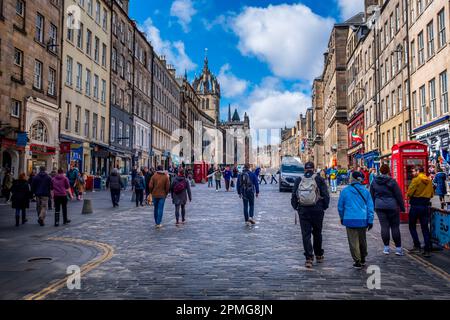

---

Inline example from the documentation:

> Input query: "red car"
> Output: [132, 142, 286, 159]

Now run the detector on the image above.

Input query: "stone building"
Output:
[311, 78, 325, 169]
[60, 0, 111, 174]
[0, 0, 62, 177]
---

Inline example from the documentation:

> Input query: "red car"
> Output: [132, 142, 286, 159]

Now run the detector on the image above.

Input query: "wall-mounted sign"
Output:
[16, 132, 28, 147]
[416, 124, 449, 140]
[30, 144, 56, 155]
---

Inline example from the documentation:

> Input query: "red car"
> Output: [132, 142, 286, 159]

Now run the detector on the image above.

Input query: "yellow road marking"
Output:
[23, 237, 114, 300]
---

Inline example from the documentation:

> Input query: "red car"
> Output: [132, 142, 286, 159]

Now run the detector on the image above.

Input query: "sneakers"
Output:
[155, 224, 163, 229]
[245, 221, 251, 226]
[248, 218, 256, 225]
[395, 247, 404, 256]
[305, 259, 313, 268]
[316, 256, 324, 263]
[353, 261, 363, 269]
[383, 246, 390, 255]
[409, 246, 421, 254]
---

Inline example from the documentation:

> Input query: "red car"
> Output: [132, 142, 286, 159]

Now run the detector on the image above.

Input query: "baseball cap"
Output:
[305, 162, 315, 170]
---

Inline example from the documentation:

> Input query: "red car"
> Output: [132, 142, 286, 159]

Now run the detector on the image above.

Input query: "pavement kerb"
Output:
[23, 237, 115, 300]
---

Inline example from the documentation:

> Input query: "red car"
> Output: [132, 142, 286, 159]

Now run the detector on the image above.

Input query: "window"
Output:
[393, 127, 397, 145]
[440, 71, 448, 114]
[87, 0, 93, 16]
[85, 68, 91, 96]
[118, 89, 123, 107]
[11, 99, 21, 117]
[398, 86, 403, 111]
[405, 80, 410, 109]
[387, 95, 391, 119]
[418, 31, 424, 65]
[101, 79, 106, 103]
[84, 110, 90, 137]
[412, 91, 418, 125]
[49, 24, 58, 53]
[102, 7, 108, 30]
[395, 5, 400, 31]
[111, 117, 116, 142]
[14, 47, 23, 67]
[76, 63, 83, 90]
[427, 21, 435, 58]
[387, 130, 391, 150]
[16, 0, 24, 16]
[392, 90, 397, 116]
[125, 125, 130, 147]
[74, 23, 83, 50]
[30, 121, 48, 143]
[86, 29, 92, 56]
[411, 40, 416, 70]
[429, 78, 436, 118]
[34, 60, 43, 90]
[35, 13, 44, 43]
[67, 13, 74, 41]
[100, 117, 105, 142]
[390, 14, 395, 39]
[95, 0, 101, 24]
[420, 85, 426, 124]
[112, 47, 117, 72]
[438, 9, 446, 48]
[101, 43, 106, 67]
[417, 0, 423, 15]
[120, 55, 125, 78]
[48, 68, 56, 96]
[399, 124, 403, 142]
[92, 113, 98, 139]
[118, 121, 123, 145]
[94, 37, 99, 62]
[93, 74, 99, 99]
[64, 102, 71, 131]
[411, 0, 416, 22]
[111, 84, 116, 105]
[75, 105, 81, 134]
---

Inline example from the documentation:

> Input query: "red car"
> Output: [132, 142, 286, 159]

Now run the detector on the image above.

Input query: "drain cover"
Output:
[27, 257, 53, 263]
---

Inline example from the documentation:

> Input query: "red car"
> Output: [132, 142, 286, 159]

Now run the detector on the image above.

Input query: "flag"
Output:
[351, 132, 363, 144]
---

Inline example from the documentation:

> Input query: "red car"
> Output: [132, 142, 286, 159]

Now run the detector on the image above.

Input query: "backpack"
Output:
[173, 179, 187, 194]
[69, 169, 78, 182]
[240, 172, 253, 193]
[330, 172, 336, 180]
[296, 174, 320, 206]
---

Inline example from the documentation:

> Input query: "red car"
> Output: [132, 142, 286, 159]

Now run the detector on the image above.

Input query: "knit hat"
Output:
[305, 162, 315, 170]
[380, 164, 390, 175]
[351, 171, 365, 183]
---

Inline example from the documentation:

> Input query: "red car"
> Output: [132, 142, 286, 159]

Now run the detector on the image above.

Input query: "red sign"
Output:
[30, 144, 56, 155]
[348, 112, 364, 148]
[60, 142, 71, 154]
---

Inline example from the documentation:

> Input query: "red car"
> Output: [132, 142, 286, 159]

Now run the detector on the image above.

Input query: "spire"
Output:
[228, 104, 232, 122]
[184, 69, 188, 80]
[232, 109, 240, 122]
[204, 48, 209, 71]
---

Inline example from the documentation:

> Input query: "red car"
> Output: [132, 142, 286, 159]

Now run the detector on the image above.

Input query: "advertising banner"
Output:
[430, 208, 450, 249]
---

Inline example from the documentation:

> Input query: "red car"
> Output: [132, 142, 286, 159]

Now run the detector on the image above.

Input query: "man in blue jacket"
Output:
[237, 164, 259, 226]
[31, 166, 52, 226]
[338, 171, 375, 269]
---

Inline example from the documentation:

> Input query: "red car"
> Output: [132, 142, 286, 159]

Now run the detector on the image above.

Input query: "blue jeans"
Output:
[331, 179, 337, 192]
[243, 193, 255, 222]
[153, 197, 166, 225]
[409, 205, 431, 251]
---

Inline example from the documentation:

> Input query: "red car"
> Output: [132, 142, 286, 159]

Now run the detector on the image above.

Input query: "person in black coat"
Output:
[11, 173, 32, 226]
[291, 162, 330, 268]
[370, 164, 405, 256]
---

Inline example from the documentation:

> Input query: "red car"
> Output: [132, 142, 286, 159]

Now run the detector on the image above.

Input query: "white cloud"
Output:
[232, 4, 335, 80]
[170, 0, 197, 32]
[140, 18, 197, 73]
[337, 0, 364, 21]
[240, 77, 310, 129]
[217, 64, 249, 98]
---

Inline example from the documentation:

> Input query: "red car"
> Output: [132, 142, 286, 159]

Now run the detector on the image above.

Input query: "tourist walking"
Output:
[330, 166, 338, 193]
[149, 166, 170, 228]
[67, 163, 80, 200]
[31, 166, 52, 226]
[207, 167, 214, 188]
[270, 171, 278, 184]
[291, 162, 330, 268]
[232, 166, 239, 189]
[74, 172, 86, 200]
[170, 169, 192, 225]
[223, 166, 232, 191]
[11, 173, 32, 227]
[259, 168, 268, 185]
[433, 167, 447, 209]
[134, 171, 145, 207]
[143, 167, 153, 205]
[370, 164, 405, 256]
[237, 164, 260, 226]
[338, 171, 374, 269]
[51, 169, 73, 226]
[407, 166, 434, 257]
[214, 168, 222, 192]
[106, 168, 124, 207]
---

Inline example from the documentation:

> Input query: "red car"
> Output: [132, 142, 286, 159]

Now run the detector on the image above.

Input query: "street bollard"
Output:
[81, 199, 93, 214]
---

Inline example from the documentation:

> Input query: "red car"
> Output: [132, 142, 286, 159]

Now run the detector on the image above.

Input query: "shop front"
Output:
[413, 116, 450, 165]
[0, 137, 24, 178]
[347, 111, 364, 169]
[26, 144, 57, 174]
[91, 144, 110, 176]
[59, 138, 84, 174]
[361, 150, 380, 171]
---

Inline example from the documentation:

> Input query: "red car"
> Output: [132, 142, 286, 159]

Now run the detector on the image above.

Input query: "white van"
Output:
[279, 157, 304, 192]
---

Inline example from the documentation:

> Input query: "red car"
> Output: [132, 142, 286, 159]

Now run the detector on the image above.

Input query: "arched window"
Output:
[30, 120, 48, 143]
[206, 98, 209, 110]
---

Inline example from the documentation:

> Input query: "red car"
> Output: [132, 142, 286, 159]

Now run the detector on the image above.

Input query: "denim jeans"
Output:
[15, 208, 26, 218]
[175, 204, 186, 222]
[242, 192, 255, 222]
[153, 197, 166, 225]
[135, 189, 144, 206]
[331, 179, 337, 192]
[208, 177, 213, 187]
[215, 180, 221, 190]
[409, 205, 431, 251]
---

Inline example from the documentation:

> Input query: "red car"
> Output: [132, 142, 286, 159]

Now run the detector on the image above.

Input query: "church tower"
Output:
[192, 50, 221, 125]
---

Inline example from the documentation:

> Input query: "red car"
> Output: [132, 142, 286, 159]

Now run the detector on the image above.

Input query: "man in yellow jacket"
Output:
[407, 166, 434, 257]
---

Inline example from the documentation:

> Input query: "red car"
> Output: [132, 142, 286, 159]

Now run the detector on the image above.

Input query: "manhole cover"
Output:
[27, 257, 53, 263]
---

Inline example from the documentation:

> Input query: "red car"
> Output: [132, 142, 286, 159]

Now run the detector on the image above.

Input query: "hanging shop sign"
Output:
[30, 144, 56, 155]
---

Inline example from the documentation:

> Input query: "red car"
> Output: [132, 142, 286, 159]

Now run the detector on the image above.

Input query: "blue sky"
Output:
[130, 0, 364, 128]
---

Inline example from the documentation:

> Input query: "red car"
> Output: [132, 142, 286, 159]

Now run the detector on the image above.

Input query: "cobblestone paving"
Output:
[38, 184, 450, 299]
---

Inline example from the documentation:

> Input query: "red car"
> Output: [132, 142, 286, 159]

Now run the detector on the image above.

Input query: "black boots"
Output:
[22, 212, 27, 224]
[63, 212, 71, 225]
[54, 212, 60, 227]
[15, 216, 20, 227]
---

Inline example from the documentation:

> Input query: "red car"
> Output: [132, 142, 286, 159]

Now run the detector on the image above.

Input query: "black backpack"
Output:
[240, 172, 253, 193]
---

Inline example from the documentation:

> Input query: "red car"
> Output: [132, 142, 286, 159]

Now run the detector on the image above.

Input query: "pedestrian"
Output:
[270, 171, 278, 184]
[134, 171, 145, 207]
[2, 169, 13, 203]
[291, 162, 330, 268]
[74, 172, 86, 200]
[106, 168, 124, 207]
[232, 166, 239, 188]
[28, 169, 37, 202]
[31, 166, 52, 226]
[236, 164, 260, 226]
[170, 169, 192, 225]
[259, 168, 267, 185]
[338, 171, 374, 269]
[149, 165, 170, 229]
[207, 166, 214, 188]
[143, 167, 153, 205]
[223, 166, 232, 191]
[51, 169, 73, 227]
[433, 167, 447, 209]
[330, 166, 338, 193]
[131, 166, 138, 190]
[369, 168, 377, 185]
[370, 164, 405, 256]
[407, 166, 434, 257]
[67, 163, 79, 200]
[214, 167, 222, 192]
[11, 173, 32, 227]
[362, 167, 370, 187]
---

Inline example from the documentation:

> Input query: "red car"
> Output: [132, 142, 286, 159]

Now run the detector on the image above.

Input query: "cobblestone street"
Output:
[1, 183, 449, 300]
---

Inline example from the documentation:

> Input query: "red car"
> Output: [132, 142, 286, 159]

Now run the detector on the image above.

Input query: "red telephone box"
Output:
[391, 141, 429, 222]
[194, 161, 208, 183]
